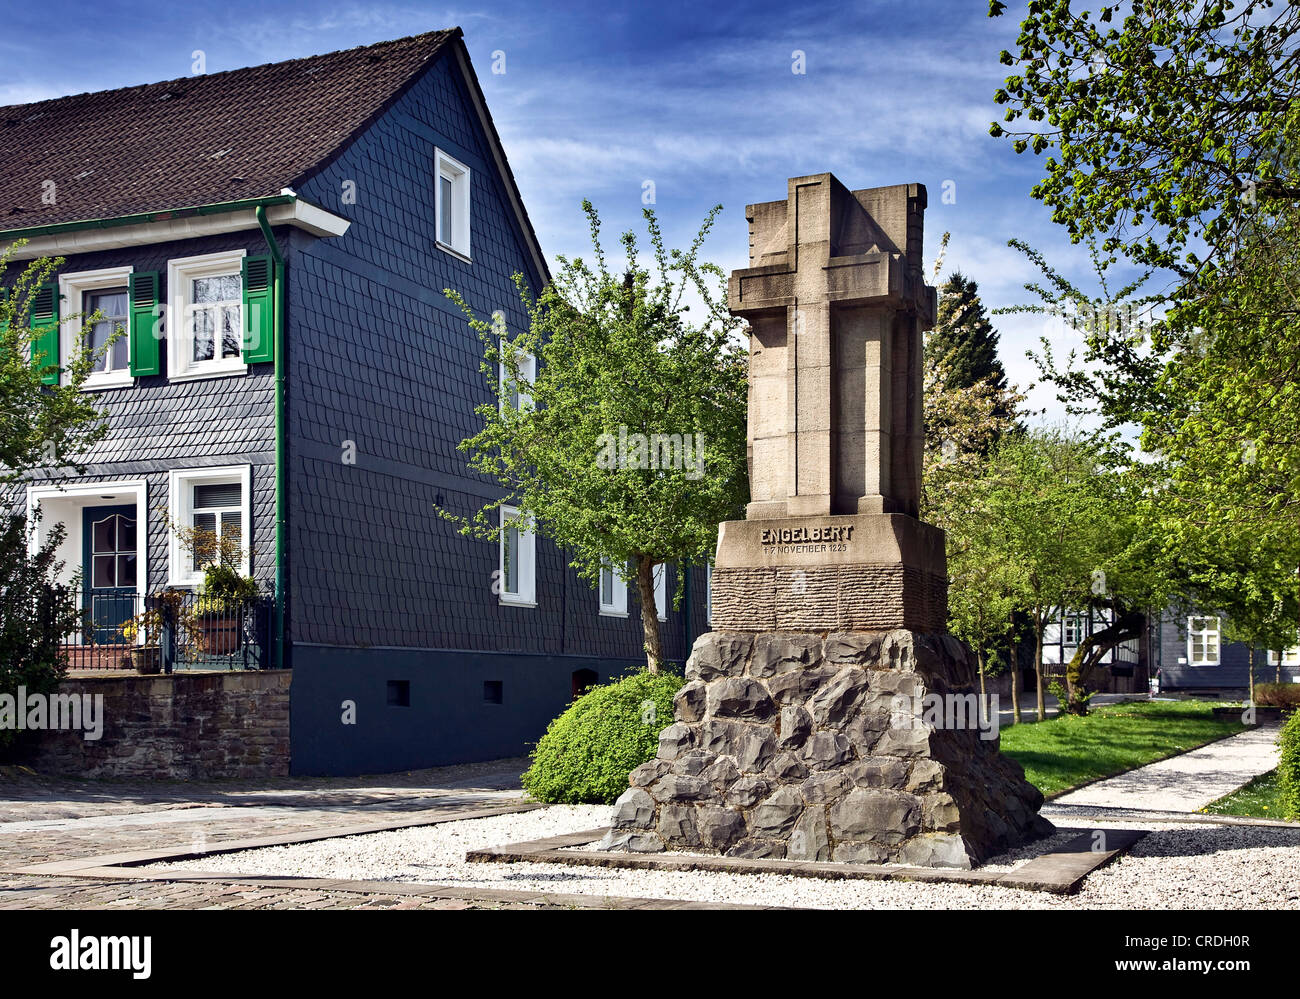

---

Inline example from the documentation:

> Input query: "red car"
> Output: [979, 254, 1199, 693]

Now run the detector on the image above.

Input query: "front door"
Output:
[82, 505, 138, 645]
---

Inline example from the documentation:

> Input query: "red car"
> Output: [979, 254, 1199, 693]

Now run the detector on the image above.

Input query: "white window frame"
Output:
[1187, 615, 1222, 666]
[59, 266, 135, 390]
[435, 148, 471, 260]
[498, 340, 535, 414]
[599, 559, 628, 617]
[1062, 614, 1085, 646]
[1268, 637, 1300, 667]
[653, 563, 668, 622]
[167, 465, 251, 586]
[167, 249, 247, 381]
[498, 505, 536, 607]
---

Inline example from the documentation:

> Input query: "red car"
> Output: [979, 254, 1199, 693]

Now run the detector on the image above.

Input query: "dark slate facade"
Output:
[281, 45, 708, 774]
[1155, 612, 1300, 691]
[3, 230, 278, 590]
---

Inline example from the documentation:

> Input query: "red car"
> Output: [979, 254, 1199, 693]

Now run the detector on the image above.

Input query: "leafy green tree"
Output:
[1, 245, 117, 731]
[2, 247, 114, 480]
[444, 203, 748, 671]
[989, 3, 1300, 664]
[968, 430, 1133, 718]
[990, 0, 1300, 285]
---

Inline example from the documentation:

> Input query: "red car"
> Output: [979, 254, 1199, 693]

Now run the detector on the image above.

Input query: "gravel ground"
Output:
[148, 805, 1300, 909]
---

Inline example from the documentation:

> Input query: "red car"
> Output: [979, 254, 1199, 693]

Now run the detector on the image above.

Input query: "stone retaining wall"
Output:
[9, 671, 291, 779]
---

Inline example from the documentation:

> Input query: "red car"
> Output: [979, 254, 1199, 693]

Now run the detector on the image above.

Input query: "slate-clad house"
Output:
[1, 29, 707, 774]
[1152, 611, 1300, 692]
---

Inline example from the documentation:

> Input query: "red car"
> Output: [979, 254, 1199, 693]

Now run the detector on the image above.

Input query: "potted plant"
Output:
[194, 562, 260, 654]
[119, 610, 164, 675]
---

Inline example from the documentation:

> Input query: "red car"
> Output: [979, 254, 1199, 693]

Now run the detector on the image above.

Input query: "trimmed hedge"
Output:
[521, 670, 684, 804]
[1279, 710, 1300, 821]
[1253, 682, 1300, 709]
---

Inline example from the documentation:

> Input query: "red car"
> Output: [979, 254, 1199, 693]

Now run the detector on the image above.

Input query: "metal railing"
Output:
[60, 589, 273, 672]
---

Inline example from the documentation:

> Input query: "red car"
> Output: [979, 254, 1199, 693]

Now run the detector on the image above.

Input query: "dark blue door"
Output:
[82, 505, 138, 645]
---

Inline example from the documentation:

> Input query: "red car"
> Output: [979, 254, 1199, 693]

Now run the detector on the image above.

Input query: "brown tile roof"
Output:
[0, 29, 459, 231]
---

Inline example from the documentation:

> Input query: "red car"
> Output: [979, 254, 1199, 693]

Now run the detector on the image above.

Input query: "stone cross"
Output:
[727, 175, 936, 520]
[602, 174, 1050, 869]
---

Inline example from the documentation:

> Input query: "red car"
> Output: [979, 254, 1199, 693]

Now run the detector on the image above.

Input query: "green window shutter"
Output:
[30, 282, 59, 385]
[241, 254, 277, 364]
[0, 287, 9, 339]
[128, 271, 161, 376]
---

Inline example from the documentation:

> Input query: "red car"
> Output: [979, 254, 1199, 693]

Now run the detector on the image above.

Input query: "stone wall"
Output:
[10, 671, 291, 780]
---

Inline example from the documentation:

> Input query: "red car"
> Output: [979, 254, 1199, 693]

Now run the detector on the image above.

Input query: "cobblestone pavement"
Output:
[0, 757, 571, 910]
[0, 874, 546, 909]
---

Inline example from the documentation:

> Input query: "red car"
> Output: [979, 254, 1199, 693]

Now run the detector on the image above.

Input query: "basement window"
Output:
[387, 680, 411, 707]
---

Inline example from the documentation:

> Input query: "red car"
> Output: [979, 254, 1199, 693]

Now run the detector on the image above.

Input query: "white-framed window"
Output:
[653, 563, 668, 622]
[167, 466, 251, 586]
[59, 266, 135, 389]
[1268, 637, 1300, 667]
[599, 559, 628, 616]
[167, 249, 247, 381]
[435, 148, 471, 259]
[1187, 615, 1221, 666]
[499, 341, 535, 414]
[1063, 615, 1085, 646]
[499, 505, 536, 606]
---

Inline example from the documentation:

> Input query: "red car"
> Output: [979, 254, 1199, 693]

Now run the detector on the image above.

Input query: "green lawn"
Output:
[1204, 770, 1286, 819]
[999, 700, 1244, 797]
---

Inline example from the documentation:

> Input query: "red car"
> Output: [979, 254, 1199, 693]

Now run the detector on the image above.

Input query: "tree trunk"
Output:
[1248, 646, 1256, 705]
[1063, 608, 1145, 716]
[1009, 617, 1021, 726]
[635, 555, 663, 674]
[1034, 622, 1046, 722]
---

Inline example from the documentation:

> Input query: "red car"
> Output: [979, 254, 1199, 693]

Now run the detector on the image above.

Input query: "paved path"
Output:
[0, 757, 558, 910]
[1048, 725, 1281, 814]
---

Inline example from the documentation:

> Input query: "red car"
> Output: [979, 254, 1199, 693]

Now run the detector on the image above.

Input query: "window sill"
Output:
[599, 609, 629, 618]
[436, 240, 472, 264]
[499, 597, 536, 608]
[168, 364, 249, 383]
[78, 374, 135, 392]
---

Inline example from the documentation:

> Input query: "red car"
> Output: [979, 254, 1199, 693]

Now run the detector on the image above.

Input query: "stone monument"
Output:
[602, 175, 1051, 868]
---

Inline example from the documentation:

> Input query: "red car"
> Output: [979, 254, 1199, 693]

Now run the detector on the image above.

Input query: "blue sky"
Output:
[0, 0, 1139, 421]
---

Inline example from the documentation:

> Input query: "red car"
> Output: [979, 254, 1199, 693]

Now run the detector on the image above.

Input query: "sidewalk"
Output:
[1048, 724, 1281, 813]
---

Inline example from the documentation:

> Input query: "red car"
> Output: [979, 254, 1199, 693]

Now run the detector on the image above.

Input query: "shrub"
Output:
[1279, 711, 1300, 821]
[0, 514, 77, 753]
[521, 669, 683, 804]
[1253, 682, 1300, 710]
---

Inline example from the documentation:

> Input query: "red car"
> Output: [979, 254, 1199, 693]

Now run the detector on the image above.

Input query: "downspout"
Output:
[256, 205, 287, 671]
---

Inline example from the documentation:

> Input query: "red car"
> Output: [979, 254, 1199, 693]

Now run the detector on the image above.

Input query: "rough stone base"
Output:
[601, 630, 1051, 869]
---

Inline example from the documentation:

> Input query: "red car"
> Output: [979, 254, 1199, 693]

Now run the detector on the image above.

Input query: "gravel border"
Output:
[147, 803, 1300, 910]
